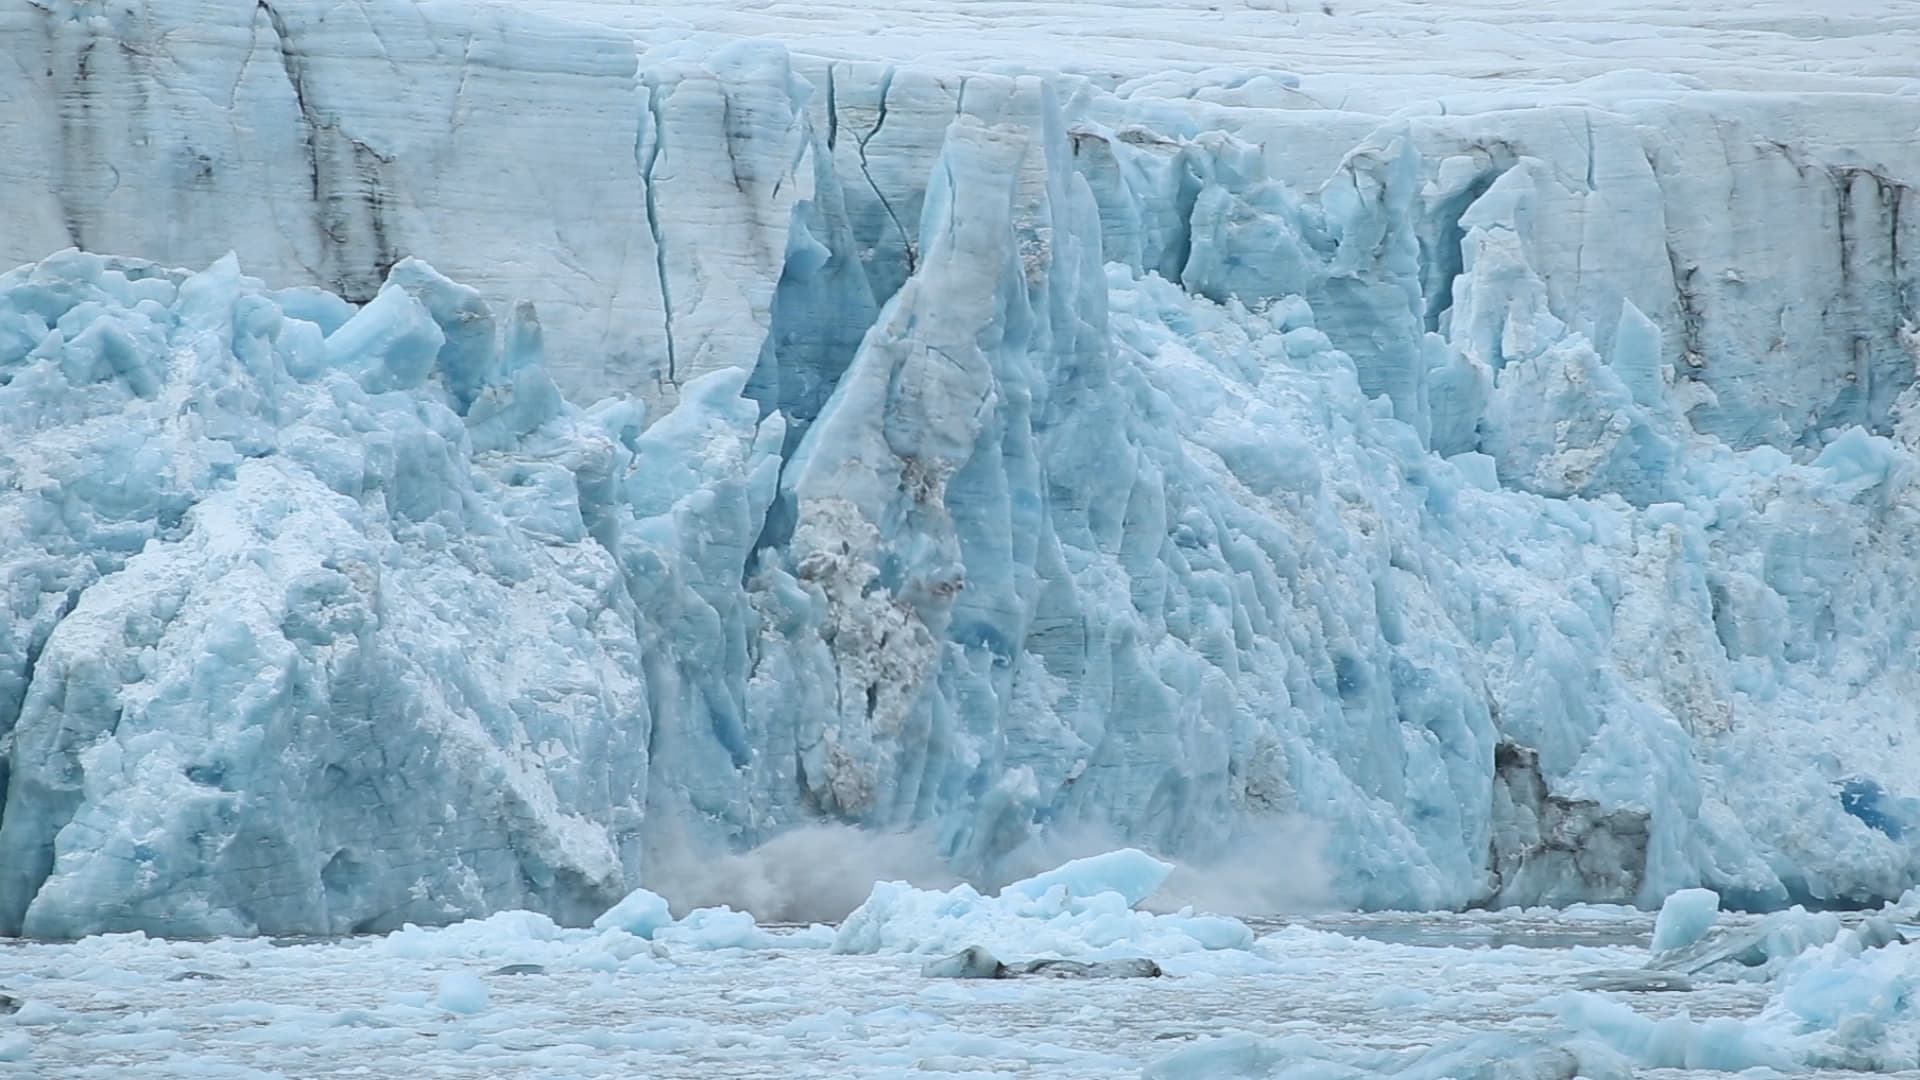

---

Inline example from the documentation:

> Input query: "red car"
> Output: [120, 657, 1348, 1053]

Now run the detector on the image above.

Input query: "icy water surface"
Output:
[0, 911, 1901, 1078]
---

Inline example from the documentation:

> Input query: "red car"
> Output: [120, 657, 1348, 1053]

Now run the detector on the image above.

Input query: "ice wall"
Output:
[7, 1, 1917, 444]
[0, 250, 793, 936]
[2, 0, 1919, 936]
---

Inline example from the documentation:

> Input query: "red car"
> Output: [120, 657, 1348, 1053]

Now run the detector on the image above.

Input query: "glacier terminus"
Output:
[1, 0, 1919, 942]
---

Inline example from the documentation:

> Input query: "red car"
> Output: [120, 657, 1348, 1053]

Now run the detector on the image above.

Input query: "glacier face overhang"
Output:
[1, 0, 1918, 937]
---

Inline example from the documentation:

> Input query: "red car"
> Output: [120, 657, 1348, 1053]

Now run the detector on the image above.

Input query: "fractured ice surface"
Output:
[2, 0, 1920, 936]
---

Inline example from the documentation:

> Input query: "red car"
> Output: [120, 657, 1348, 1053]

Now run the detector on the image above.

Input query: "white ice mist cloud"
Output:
[642, 814, 1335, 923]
[642, 823, 958, 923]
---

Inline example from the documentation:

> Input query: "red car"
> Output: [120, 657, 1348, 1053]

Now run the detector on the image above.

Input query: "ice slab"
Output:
[593, 889, 676, 940]
[999, 850, 1175, 908]
[835, 853, 1254, 959]
[1651, 888, 1722, 954]
[433, 972, 490, 1015]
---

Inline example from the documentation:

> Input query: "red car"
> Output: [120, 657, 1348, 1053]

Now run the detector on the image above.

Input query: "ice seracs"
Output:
[835, 849, 1254, 959]
[0, 250, 768, 937]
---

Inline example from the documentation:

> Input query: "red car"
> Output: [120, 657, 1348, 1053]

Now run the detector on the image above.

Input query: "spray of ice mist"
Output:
[988, 816, 1336, 916]
[642, 823, 959, 923]
[644, 814, 1335, 922]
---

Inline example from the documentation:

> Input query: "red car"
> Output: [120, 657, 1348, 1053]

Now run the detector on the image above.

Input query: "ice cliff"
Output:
[2, 0, 1919, 937]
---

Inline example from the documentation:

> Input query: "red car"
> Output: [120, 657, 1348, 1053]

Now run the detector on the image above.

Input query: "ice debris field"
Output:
[10, 850, 1920, 1078]
[4, 0, 1920, 1071]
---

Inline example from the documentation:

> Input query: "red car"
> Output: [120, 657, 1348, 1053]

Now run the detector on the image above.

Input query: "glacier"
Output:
[2, 0, 1920, 938]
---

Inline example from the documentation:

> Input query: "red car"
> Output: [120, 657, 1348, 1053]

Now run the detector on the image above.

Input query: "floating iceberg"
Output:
[834, 848, 1254, 959]
[592, 888, 677, 940]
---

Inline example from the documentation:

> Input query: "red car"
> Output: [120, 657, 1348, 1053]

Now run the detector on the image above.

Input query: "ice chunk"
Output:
[376, 911, 569, 964]
[593, 889, 675, 940]
[322, 283, 447, 393]
[0, 1033, 27, 1063]
[1000, 849, 1174, 907]
[834, 851, 1253, 959]
[1650, 909, 1845, 976]
[369, 900, 811, 976]
[1552, 993, 1791, 1072]
[1650, 888, 1720, 954]
[1608, 299, 1666, 410]
[654, 907, 764, 951]
[434, 973, 489, 1015]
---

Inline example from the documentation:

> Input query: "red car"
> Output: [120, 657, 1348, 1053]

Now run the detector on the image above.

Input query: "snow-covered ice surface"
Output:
[540, 0, 1920, 99]
[4, 0, 1920, 937]
[7, 857, 1920, 1079]
[8, 0, 1919, 429]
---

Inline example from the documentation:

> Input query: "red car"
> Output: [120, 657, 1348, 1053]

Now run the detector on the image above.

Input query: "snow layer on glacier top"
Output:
[540, 0, 1920, 106]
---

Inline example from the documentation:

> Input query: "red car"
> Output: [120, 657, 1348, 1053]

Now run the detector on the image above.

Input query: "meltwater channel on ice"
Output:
[2, 0, 1920, 1075]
